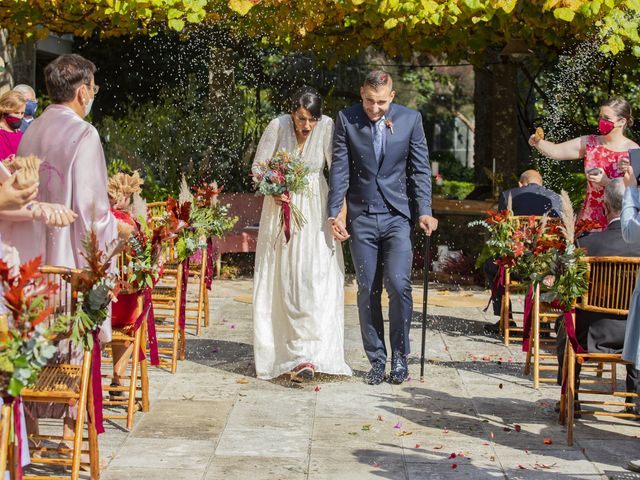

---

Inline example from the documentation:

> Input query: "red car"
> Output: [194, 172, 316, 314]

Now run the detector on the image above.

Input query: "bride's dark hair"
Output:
[290, 86, 322, 120]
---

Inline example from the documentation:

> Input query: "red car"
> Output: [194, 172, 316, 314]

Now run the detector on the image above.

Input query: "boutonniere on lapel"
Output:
[384, 118, 394, 135]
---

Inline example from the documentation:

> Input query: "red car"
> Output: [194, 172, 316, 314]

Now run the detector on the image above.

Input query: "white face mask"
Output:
[82, 85, 94, 117]
[83, 95, 94, 117]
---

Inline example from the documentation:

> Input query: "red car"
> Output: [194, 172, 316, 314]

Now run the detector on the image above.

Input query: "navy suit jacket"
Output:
[498, 183, 562, 218]
[327, 102, 432, 223]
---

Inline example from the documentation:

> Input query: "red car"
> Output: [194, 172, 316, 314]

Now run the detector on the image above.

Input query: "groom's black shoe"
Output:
[389, 353, 409, 384]
[365, 363, 386, 385]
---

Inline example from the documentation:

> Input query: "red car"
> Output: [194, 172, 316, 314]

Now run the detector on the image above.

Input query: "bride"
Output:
[252, 86, 351, 381]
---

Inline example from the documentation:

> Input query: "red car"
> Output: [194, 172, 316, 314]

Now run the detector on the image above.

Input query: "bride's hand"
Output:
[329, 217, 350, 241]
[272, 194, 290, 206]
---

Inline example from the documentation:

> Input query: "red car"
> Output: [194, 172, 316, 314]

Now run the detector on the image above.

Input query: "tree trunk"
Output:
[470, 55, 520, 200]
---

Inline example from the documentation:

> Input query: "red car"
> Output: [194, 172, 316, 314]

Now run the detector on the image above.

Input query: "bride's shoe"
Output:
[291, 362, 315, 383]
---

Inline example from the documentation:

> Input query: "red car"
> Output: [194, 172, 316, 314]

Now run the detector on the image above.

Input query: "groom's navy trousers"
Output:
[349, 210, 413, 365]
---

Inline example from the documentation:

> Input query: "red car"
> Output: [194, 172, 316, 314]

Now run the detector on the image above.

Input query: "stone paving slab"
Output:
[91, 281, 640, 479]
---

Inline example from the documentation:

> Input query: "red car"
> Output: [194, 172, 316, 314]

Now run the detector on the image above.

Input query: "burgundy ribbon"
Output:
[558, 307, 586, 394]
[205, 238, 214, 291]
[179, 262, 189, 332]
[483, 263, 505, 312]
[521, 285, 534, 352]
[14, 396, 23, 480]
[282, 192, 291, 243]
[91, 331, 105, 434]
[135, 288, 159, 366]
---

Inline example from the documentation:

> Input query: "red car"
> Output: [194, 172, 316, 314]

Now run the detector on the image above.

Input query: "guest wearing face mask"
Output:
[0, 90, 25, 161]
[529, 98, 639, 232]
[13, 84, 38, 132]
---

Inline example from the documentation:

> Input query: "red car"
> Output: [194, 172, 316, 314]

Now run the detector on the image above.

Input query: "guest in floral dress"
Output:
[529, 98, 639, 231]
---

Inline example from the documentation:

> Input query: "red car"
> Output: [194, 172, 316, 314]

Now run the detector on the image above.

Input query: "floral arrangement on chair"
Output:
[191, 181, 238, 239]
[533, 192, 590, 311]
[53, 229, 124, 351]
[0, 257, 60, 397]
[123, 211, 186, 292]
[165, 179, 238, 262]
[470, 192, 591, 313]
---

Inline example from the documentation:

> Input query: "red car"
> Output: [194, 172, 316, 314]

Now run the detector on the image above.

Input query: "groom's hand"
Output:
[329, 217, 350, 241]
[418, 215, 438, 236]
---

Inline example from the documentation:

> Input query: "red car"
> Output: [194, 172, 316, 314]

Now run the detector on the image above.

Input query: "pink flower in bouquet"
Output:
[542, 275, 556, 288]
[271, 170, 286, 185]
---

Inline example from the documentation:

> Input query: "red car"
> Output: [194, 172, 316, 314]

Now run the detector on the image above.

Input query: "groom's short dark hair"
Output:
[364, 70, 392, 89]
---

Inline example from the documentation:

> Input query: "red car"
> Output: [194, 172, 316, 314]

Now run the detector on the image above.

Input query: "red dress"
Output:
[579, 135, 628, 230]
[111, 208, 139, 328]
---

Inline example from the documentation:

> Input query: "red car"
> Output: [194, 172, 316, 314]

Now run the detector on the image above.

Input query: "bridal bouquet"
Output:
[252, 149, 309, 242]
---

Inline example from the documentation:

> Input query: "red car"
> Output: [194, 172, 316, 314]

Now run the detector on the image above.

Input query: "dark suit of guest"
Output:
[498, 183, 562, 218]
[557, 219, 640, 396]
[486, 183, 562, 316]
[328, 102, 432, 367]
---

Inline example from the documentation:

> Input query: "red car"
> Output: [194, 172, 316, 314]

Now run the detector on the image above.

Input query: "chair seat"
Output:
[112, 328, 136, 341]
[22, 364, 81, 400]
[153, 286, 177, 297]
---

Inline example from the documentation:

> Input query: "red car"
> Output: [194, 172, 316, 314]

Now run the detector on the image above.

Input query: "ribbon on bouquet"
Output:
[282, 191, 292, 243]
[521, 285, 535, 352]
[483, 263, 505, 313]
[91, 330, 105, 434]
[205, 238, 214, 291]
[179, 262, 190, 332]
[135, 288, 160, 366]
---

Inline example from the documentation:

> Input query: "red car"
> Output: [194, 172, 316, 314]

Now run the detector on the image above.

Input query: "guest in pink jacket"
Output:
[18, 53, 132, 462]
[0, 90, 25, 161]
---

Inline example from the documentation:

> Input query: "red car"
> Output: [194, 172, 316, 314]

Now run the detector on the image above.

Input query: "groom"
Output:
[328, 70, 438, 385]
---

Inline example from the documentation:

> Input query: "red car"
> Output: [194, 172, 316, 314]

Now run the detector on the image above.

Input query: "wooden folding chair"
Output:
[523, 282, 562, 388]
[146, 201, 186, 373]
[499, 266, 527, 345]
[0, 402, 11, 477]
[184, 254, 208, 336]
[560, 256, 640, 445]
[102, 292, 150, 430]
[22, 266, 100, 480]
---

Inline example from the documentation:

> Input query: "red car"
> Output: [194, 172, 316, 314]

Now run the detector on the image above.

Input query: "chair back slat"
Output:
[146, 201, 167, 228]
[38, 266, 80, 324]
[578, 256, 640, 316]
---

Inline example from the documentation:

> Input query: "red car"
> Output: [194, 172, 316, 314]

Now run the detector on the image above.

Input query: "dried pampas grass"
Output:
[559, 190, 576, 245]
[178, 174, 193, 205]
[5, 155, 41, 189]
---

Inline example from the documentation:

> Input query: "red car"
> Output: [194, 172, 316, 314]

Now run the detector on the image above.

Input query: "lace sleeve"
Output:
[251, 118, 280, 175]
[323, 116, 335, 169]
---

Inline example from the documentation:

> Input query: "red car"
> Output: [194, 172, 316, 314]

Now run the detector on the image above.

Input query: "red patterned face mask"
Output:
[598, 118, 615, 136]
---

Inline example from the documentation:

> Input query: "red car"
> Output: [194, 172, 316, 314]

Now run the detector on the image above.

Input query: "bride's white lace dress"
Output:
[252, 114, 352, 379]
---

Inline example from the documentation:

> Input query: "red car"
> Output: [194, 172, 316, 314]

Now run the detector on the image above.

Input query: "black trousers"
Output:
[556, 311, 640, 397]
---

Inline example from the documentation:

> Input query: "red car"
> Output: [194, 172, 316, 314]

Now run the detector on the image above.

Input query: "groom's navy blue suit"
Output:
[328, 102, 432, 367]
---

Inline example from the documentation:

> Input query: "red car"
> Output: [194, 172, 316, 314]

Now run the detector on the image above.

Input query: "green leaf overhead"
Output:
[1, 1, 640, 61]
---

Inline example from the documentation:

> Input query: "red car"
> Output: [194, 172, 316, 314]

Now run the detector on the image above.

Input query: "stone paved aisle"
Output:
[94, 279, 640, 480]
